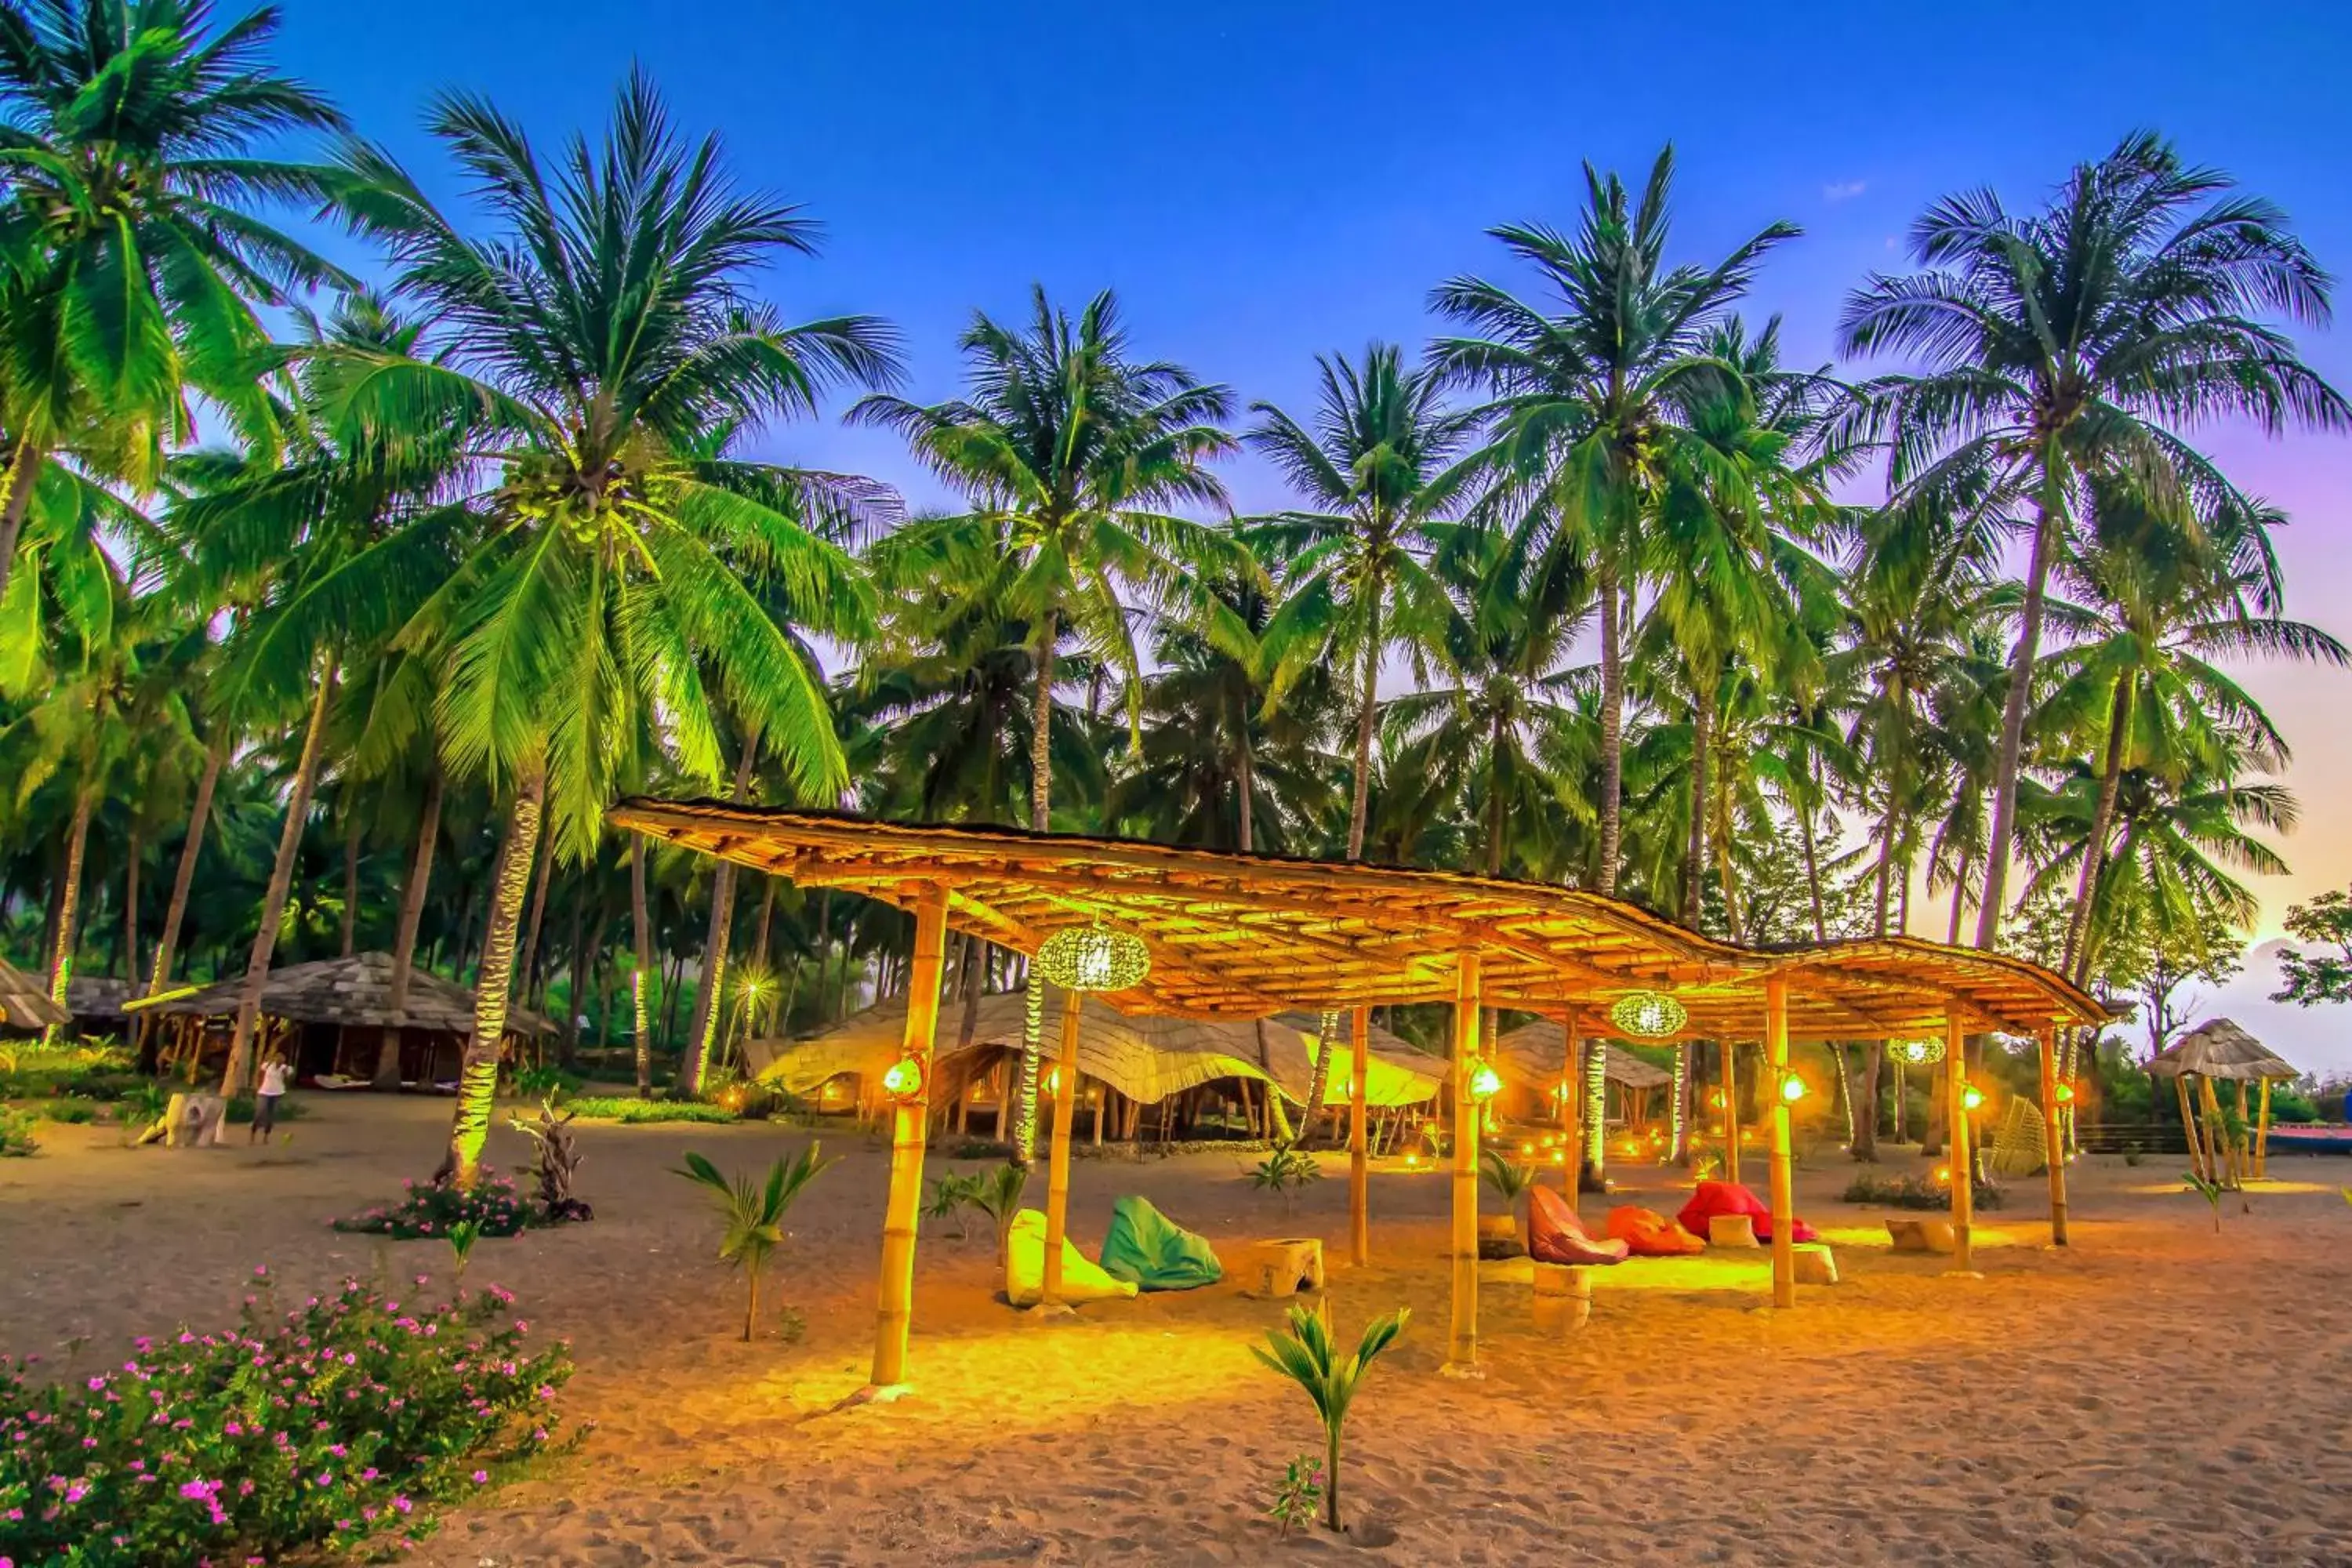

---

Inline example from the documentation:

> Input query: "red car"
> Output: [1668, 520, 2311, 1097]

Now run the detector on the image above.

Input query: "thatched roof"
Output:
[0, 956, 67, 1031]
[152, 953, 554, 1036]
[612, 801, 2105, 1041]
[68, 976, 133, 1023]
[2148, 1018, 2297, 1081]
[1490, 1020, 1675, 1091]
[749, 992, 1440, 1107]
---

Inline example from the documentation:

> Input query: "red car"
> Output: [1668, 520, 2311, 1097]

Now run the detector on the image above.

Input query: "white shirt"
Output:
[259, 1062, 291, 1097]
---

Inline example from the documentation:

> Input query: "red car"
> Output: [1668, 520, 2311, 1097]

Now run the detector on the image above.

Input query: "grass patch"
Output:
[1842, 1171, 2006, 1210]
[564, 1096, 738, 1125]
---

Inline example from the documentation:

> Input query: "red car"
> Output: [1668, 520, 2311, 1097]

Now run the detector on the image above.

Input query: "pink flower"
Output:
[471, 1469, 488, 1484]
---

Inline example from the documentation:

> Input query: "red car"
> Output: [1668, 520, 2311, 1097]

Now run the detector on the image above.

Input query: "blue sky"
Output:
[277, 1, 2352, 1065]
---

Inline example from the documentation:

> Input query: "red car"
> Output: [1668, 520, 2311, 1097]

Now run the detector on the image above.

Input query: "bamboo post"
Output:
[1584, 1033, 1606, 1181]
[2234, 1080, 2251, 1184]
[1348, 1004, 1370, 1267]
[1444, 953, 1484, 1377]
[1721, 1039, 1741, 1185]
[2256, 1077, 2274, 1178]
[2174, 1073, 2205, 1181]
[1944, 1014, 1973, 1272]
[1765, 978, 1794, 1308]
[1559, 1010, 1582, 1192]
[2198, 1076, 2233, 1189]
[868, 884, 947, 1392]
[1042, 987, 1084, 1305]
[2037, 1025, 2068, 1247]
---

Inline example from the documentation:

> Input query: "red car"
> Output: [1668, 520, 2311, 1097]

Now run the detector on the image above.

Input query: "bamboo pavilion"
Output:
[2150, 1018, 2299, 1182]
[612, 800, 2106, 1392]
[0, 955, 67, 1034]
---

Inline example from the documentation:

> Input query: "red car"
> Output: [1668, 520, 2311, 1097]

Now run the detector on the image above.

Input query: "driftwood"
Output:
[138, 1092, 226, 1149]
[508, 1095, 592, 1221]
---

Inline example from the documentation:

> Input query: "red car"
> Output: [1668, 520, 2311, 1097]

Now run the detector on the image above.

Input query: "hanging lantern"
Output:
[1892, 1036, 1946, 1066]
[1468, 1061, 1504, 1102]
[1610, 991, 1688, 1039]
[881, 1056, 924, 1099]
[1779, 1071, 1808, 1103]
[1961, 1084, 1984, 1112]
[1035, 922, 1152, 993]
[2055, 1083, 2076, 1104]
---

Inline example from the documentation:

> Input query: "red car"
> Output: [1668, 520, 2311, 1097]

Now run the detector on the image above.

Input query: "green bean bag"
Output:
[1098, 1195, 1224, 1290]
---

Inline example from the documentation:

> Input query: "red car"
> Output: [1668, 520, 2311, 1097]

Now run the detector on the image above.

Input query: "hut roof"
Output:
[748, 993, 1439, 1107]
[0, 956, 67, 1031]
[68, 976, 133, 1024]
[2148, 1018, 2297, 1081]
[151, 953, 554, 1036]
[612, 802, 2104, 1042]
[1489, 1020, 1675, 1090]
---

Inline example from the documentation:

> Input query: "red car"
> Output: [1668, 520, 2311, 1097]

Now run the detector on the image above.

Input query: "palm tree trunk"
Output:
[1947, 851, 1972, 945]
[683, 730, 759, 1096]
[1013, 613, 1059, 1164]
[2062, 677, 2135, 985]
[1236, 719, 1255, 854]
[630, 836, 655, 1095]
[1345, 597, 1382, 862]
[1596, 568, 1625, 896]
[514, 825, 555, 1007]
[121, 823, 140, 982]
[1853, 1042, 1882, 1160]
[1682, 687, 1711, 927]
[1973, 443, 2065, 949]
[1797, 795, 1828, 942]
[0, 436, 45, 612]
[339, 811, 361, 957]
[143, 738, 224, 1004]
[443, 765, 546, 1188]
[43, 787, 94, 1044]
[220, 665, 337, 1097]
[377, 768, 444, 1088]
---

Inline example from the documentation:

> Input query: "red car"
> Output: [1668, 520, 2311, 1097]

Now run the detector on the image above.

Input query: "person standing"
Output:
[251, 1055, 291, 1145]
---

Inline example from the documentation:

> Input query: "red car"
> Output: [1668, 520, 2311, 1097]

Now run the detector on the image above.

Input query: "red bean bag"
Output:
[1527, 1184, 1629, 1266]
[1604, 1203, 1706, 1257]
[1675, 1180, 1818, 1244]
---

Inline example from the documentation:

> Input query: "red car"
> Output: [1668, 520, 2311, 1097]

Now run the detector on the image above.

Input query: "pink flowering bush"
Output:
[332, 1167, 539, 1240]
[0, 1269, 575, 1566]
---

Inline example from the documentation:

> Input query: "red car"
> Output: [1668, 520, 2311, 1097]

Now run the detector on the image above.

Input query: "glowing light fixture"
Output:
[1933, 1166, 1952, 1185]
[1892, 1036, 1946, 1066]
[1035, 922, 1151, 993]
[1044, 1067, 1063, 1097]
[1468, 1061, 1504, 1102]
[1779, 1071, 1808, 1103]
[1961, 1084, 1984, 1112]
[881, 1056, 924, 1099]
[2055, 1083, 2076, 1104]
[1610, 991, 1687, 1039]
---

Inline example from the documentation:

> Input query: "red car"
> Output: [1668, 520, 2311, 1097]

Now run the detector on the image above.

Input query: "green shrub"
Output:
[38, 1098, 98, 1124]
[0, 1270, 575, 1566]
[1841, 1171, 2006, 1210]
[0, 1107, 38, 1156]
[222, 1094, 310, 1126]
[564, 1096, 737, 1125]
[332, 1169, 541, 1240]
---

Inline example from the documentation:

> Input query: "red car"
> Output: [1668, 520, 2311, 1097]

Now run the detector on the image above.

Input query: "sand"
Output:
[6, 1095, 2352, 1566]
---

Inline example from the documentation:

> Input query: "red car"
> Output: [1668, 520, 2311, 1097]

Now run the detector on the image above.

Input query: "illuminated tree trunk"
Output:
[630, 835, 655, 1095]
[443, 766, 545, 1189]
[220, 666, 336, 1097]
[1014, 612, 1059, 1164]
[1853, 1040, 1882, 1160]
[1348, 1004, 1370, 1265]
[43, 786, 93, 1044]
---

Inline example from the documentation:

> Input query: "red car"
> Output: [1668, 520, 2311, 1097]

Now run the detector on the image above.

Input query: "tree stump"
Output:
[1241, 1237, 1324, 1299]
[1791, 1243, 1838, 1285]
[1531, 1262, 1592, 1334]
[1885, 1218, 1956, 1254]
[1708, 1213, 1759, 1248]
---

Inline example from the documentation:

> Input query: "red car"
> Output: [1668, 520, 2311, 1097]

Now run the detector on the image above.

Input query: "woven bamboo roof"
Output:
[750, 991, 1439, 1107]
[2148, 1018, 2298, 1081]
[0, 956, 67, 1031]
[153, 953, 554, 1036]
[612, 802, 2103, 1041]
[1490, 1019, 1675, 1090]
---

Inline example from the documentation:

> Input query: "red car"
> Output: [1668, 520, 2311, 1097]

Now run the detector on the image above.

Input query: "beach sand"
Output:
[6, 1094, 2351, 1566]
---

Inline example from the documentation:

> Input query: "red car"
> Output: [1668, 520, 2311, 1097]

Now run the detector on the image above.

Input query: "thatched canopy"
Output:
[0, 956, 67, 1031]
[1489, 1018, 1674, 1091]
[2149, 1018, 2297, 1081]
[750, 992, 1440, 1108]
[612, 803, 2103, 1041]
[151, 953, 554, 1036]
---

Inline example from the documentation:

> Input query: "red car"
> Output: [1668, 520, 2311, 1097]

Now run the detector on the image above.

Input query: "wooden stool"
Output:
[1708, 1213, 1759, 1248]
[1242, 1237, 1326, 1298]
[1791, 1243, 1838, 1285]
[1885, 1218, 1955, 1254]
[1531, 1262, 1592, 1334]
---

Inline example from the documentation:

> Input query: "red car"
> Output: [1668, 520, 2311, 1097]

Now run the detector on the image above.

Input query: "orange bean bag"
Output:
[1604, 1203, 1706, 1257]
[1675, 1180, 1817, 1244]
[1527, 1185, 1629, 1266]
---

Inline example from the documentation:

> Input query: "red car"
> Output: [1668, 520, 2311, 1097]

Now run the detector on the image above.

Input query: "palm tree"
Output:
[856, 286, 1236, 1156]
[1431, 148, 1798, 897]
[1839, 131, 2347, 949]
[318, 74, 898, 1184]
[0, 0, 348, 606]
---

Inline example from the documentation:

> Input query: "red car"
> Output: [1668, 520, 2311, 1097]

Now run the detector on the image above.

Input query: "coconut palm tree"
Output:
[0, 0, 350, 607]
[314, 73, 898, 1184]
[1431, 148, 1798, 897]
[1839, 131, 2347, 949]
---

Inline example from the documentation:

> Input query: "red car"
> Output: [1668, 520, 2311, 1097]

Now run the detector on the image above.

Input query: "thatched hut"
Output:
[149, 953, 554, 1087]
[748, 992, 1438, 1142]
[0, 956, 67, 1035]
[67, 976, 134, 1036]
[1490, 1018, 1675, 1137]
[2150, 1018, 2298, 1181]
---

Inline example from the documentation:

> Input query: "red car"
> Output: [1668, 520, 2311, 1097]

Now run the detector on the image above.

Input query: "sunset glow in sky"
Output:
[284, 2, 2352, 1065]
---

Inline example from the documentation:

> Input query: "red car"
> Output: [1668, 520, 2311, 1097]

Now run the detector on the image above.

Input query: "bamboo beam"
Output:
[1765, 977, 1794, 1309]
[1559, 1009, 1582, 1192]
[2175, 1073, 2206, 1182]
[1444, 953, 1484, 1378]
[1348, 1004, 1370, 1266]
[1042, 986, 1084, 1305]
[2256, 1077, 2273, 1178]
[868, 884, 946, 1392]
[2038, 1025, 2068, 1247]
[1720, 1039, 1741, 1186]
[1945, 1013, 1973, 1273]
